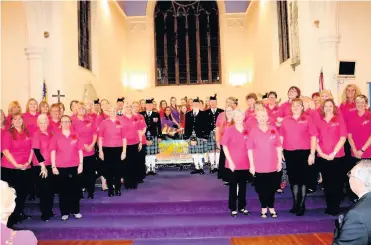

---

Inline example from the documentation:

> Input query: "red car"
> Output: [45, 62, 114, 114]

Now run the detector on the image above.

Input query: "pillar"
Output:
[318, 1, 340, 102]
[25, 47, 44, 101]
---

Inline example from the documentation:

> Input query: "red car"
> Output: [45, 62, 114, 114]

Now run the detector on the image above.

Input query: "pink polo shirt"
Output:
[22, 112, 39, 136]
[246, 126, 282, 173]
[48, 119, 60, 135]
[72, 116, 97, 157]
[315, 115, 348, 158]
[340, 102, 357, 129]
[1, 130, 32, 169]
[266, 104, 280, 121]
[244, 115, 276, 132]
[348, 111, 371, 158]
[50, 131, 83, 168]
[216, 112, 231, 140]
[119, 115, 141, 145]
[244, 108, 255, 120]
[278, 101, 291, 118]
[135, 114, 147, 145]
[221, 126, 250, 170]
[32, 130, 52, 166]
[98, 118, 124, 147]
[95, 113, 108, 127]
[280, 115, 317, 150]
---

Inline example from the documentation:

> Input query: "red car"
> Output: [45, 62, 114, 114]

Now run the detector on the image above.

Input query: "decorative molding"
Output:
[129, 23, 146, 32]
[319, 35, 341, 44]
[227, 19, 244, 28]
[24, 47, 45, 59]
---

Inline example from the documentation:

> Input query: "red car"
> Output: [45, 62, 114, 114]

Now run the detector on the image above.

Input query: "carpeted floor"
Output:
[16, 169, 343, 241]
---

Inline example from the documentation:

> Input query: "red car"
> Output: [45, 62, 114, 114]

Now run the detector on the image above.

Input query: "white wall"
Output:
[1, 1, 29, 110]
[337, 1, 371, 97]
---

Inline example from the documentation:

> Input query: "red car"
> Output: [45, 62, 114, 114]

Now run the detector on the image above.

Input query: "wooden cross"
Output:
[52, 90, 65, 103]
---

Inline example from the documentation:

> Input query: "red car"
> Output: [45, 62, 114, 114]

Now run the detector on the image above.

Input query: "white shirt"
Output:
[146, 111, 152, 117]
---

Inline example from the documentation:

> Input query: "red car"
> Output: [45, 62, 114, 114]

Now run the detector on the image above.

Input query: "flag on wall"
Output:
[42, 80, 48, 102]
[319, 68, 324, 92]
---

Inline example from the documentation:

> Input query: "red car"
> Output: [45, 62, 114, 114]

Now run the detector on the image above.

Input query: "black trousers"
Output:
[102, 147, 123, 191]
[123, 144, 140, 189]
[82, 155, 97, 195]
[1, 167, 31, 226]
[307, 156, 320, 191]
[138, 145, 147, 181]
[228, 170, 249, 211]
[218, 146, 231, 182]
[29, 164, 39, 198]
[318, 157, 346, 212]
[34, 166, 55, 218]
[255, 171, 281, 208]
[58, 167, 81, 215]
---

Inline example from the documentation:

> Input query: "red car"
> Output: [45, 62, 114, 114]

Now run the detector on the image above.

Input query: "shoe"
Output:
[61, 215, 69, 221]
[199, 169, 205, 175]
[190, 169, 199, 174]
[269, 211, 278, 218]
[230, 211, 238, 217]
[223, 181, 230, 186]
[74, 213, 83, 219]
[289, 205, 298, 214]
[325, 208, 339, 216]
[276, 189, 283, 194]
[115, 190, 121, 196]
[28, 195, 36, 201]
[80, 193, 84, 199]
[108, 190, 114, 197]
[307, 188, 316, 194]
[139, 180, 144, 184]
[239, 209, 251, 216]
[296, 206, 306, 216]
[41, 215, 50, 222]
[88, 193, 94, 199]
[261, 212, 267, 218]
[20, 213, 32, 220]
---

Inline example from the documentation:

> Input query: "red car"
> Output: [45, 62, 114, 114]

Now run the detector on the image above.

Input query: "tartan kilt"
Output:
[207, 131, 217, 151]
[188, 138, 209, 154]
[146, 137, 159, 155]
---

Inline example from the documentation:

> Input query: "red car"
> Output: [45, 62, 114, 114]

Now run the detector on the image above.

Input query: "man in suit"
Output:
[184, 97, 209, 175]
[140, 98, 162, 175]
[205, 94, 224, 173]
[332, 159, 371, 245]
[116, 97, 125, 116]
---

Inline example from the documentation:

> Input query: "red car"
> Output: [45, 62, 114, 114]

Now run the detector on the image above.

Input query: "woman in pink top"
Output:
[265, 91, 279, 122]
[244, 93, 258, 120]
[121, 103, 143, 189]
[48, 103, 61, 134]
[22, 98, 40, 137]
[316, 99, 347, 216]
[38, 101, 49, 116]
[1, 113, 33, 227]
[247, 109, 282, 218]
[1, 110, 8, 157]
[72, 102, 98, 199]
[280, 98, 317, 216]
[277, 86, 301, 125]
[348, 95, 371, 161]
[222, 110, 251, 217]
[133, 101, 148, 184]
[51, 115, 84, 221]
[340, 84, 361, 129]
[98, 107, 126, 197]
[32, 114, 54, 221]
[6, 101, 22, 126]
[216, 100, 236, 184]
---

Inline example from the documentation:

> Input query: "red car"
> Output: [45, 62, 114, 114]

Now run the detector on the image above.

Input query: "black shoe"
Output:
[230, 211, 238, 217]
[261, 212, 267, 218]
[20, 213, 32, 220]
[28, 195, 36, 201]
[307, 188, 316, 194]
[269, 211, 278, 218]
[296, 206, 306, 216]
[199, 169, 205, 175]
[223, 181, 230, 186]
[115, 190, 121, 196]
[239, 209, 251, 216]
[80, 193, 84, 199]
[108, 190, 114, 197]
[190, 169, 199, 174]
[88, 193, 94, 199]
[41, 215, 50, 222]
[139, 180, 144, 184]
[289, 205, 299, 214]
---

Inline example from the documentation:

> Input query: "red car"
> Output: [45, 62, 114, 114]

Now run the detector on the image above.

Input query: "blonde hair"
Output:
[26, 98, 38, 113]
[301, 96, 315, 110]
[320, 90, 333, 103]
[341, 84, 362, 103]
[38, 101, 49, 114]
[0, 180, 16, 225]
[8, 101, 22, 115]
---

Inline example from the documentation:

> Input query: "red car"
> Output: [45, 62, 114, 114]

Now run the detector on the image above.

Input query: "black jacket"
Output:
[184, 110, 209, 140]
[140, 111, 163, 138]
[333, 192, 371, 245]
[205, 108, 224, 132]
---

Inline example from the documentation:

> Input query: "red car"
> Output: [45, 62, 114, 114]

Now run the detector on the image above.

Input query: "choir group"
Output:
[1, 83, 370, 226]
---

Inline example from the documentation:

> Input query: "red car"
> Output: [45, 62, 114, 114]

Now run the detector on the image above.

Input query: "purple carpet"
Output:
[16, 170, 344, 241]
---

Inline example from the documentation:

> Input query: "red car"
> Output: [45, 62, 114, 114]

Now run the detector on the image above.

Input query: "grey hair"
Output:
[354, 160, 371, 191]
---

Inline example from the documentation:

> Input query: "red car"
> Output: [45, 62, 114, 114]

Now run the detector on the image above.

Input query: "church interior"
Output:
[1, 0, 371, 244]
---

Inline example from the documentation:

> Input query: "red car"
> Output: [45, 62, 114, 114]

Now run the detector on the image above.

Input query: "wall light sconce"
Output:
[229, 72, 251, 87]
[126, 73, 148, 91]
[314, 20, 320, 28]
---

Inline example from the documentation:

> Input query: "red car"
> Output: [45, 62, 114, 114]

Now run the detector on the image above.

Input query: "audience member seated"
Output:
[332, 160, 371, 245]
[161, 106, 181, 140]
[1, 180, 38, 245]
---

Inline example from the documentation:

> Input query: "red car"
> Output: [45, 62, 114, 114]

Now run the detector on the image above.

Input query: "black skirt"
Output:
[123, 144, 140, 188]
[283, 149, 311, 185]
[254, 171, 282, 193]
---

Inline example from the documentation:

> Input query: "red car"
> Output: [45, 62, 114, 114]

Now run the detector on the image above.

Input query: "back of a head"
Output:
[354, 160, 371, 192]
